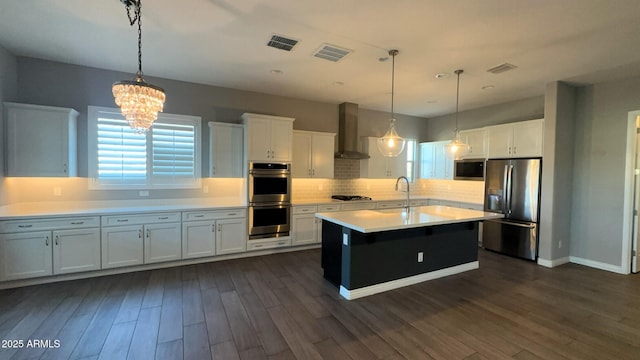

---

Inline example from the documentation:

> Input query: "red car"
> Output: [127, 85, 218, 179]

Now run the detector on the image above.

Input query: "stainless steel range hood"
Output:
[335, 102, 370, 159]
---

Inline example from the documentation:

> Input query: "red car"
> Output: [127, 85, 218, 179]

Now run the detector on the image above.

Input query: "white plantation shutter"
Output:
[88, 106, 201, 189]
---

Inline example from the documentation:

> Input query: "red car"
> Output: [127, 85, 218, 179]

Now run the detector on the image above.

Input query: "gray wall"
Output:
[0, 45, 17, 206]
[570, 75, 640, 268]
[11, 57, 428, 201]
[424, 96, 545, 142]
[539, 81, 577, 263]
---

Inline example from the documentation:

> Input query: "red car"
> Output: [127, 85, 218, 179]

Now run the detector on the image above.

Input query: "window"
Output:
[406, 139, 416, 182]
[88, 106, 201, 189]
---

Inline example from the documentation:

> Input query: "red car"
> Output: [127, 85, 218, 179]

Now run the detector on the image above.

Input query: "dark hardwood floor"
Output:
[1, 248, 639, 360]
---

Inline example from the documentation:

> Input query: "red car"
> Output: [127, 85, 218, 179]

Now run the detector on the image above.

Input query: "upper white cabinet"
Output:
[459, 128, 488, 159]
[419, 141, 453, 179]
[242, 113, 295, 162]
[209, 122, 244, 177]
[4, 102, 78, 177]
[292, 130, 335, 178]
[360, 137, 406, 178]
[487, 119, 544, 158]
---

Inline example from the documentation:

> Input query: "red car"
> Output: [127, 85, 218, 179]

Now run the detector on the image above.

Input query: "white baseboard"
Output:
[339, 261, 479, 300]
[537, 256, 570, 268]
[569, 256, 627, 274]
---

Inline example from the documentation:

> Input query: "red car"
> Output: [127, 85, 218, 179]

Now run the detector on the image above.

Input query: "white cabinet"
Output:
[292, 131, 335, 178]
[419, 141, 453, 179]
[209, 122, 244, 177]
[182, 208, 247, 258]
[487, 119, 544, 158]
[101, 212, 181, 268]
[360, 137, 406, 178]
[4, 102, 78, 177]
[292, 205, 318, 246]
[0, 216, 100, 281]
[459, 128, 488, 158]
[242, 113, 295, 162]
[376, 200, 406, 209]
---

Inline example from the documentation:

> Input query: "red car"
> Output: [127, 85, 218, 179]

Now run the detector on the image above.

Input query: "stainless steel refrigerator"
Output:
[483, 158, 542, 261]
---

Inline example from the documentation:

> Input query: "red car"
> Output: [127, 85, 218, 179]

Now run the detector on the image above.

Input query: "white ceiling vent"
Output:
[487, 62, 518, 74]
[313, 43, 352, 62]
[267, 34, 299, 52]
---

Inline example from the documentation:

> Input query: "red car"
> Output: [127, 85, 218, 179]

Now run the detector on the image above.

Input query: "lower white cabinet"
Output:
[0, 217, 100, 281]
[182, 208, 247, 258]
[101, 212, 181, 268]
[292, 206, 318, 246]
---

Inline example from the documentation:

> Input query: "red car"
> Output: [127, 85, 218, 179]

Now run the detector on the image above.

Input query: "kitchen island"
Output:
[316, 205, 503, 300]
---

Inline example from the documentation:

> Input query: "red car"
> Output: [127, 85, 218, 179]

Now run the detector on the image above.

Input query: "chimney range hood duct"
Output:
[335, 102, 370, 159]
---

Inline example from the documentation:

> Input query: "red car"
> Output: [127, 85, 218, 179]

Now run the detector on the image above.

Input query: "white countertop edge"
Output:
[315, 206, 503, 233]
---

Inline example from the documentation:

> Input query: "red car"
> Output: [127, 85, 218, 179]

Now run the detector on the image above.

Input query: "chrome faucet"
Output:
[395, 176, 410, 212]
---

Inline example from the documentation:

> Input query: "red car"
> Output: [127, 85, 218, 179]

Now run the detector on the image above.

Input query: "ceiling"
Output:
[1, 0, 640, 118]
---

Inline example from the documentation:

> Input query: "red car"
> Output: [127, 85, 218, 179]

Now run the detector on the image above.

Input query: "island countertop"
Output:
[316, 205, 504, 233]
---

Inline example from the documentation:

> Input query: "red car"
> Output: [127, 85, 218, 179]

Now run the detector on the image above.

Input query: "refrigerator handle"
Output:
[502, 165, 509, 214]
[506, 164, 514, 215]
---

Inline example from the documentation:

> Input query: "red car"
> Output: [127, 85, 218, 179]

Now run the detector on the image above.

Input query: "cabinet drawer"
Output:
[340, 202, 376, 211]
[409, 200, 429, 207]
[293, 205, 317, 214]
[0, 216, 99, 233]
[376, 201, 405, 209]
[182, 208, 247, 222]
[102, 212, 181, 226]
[317, 204, 340, 212]
[247, 238, 292, 251]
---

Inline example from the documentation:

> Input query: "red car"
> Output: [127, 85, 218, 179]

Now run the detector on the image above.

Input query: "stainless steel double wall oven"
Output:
[248, 162, 291, 239]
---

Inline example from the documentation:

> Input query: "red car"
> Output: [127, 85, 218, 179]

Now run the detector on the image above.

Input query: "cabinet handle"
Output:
[267, 150, 270, 159]
[312, 169, 315, 176]
[513, 146, 517, 154]
[55, 235, 59, 245]
[212, 166, 216, 175]
[278, 241, 286, 245]
[217, 224, 221, 232]
[308, 169, 311, 176]
[71, 221, 84, 225]
[158, 216, 169, 220]
[508, 146, 511, 155]
[227, 213, 237, 216]
[146, 229, 150, 238]
[254, 244, 263, 248]
[45, 236, 49, 246]
[212, 224, 215, 232]
[194, 215, 204, 218]
[138, 229, 142, 238]
[63, 163, 67, 173]
[18, 225, 33, 228]
[117, 219, 129, 223]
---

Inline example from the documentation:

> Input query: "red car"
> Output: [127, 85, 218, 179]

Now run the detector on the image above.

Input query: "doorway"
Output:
[626, 111, 640, 273]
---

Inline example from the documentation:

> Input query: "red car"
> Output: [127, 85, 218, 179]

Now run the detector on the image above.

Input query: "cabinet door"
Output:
[511, 120, 543, 157]
[216, 218, 246, 255]
[487, 124, 513, 158]
[144, 223, 182, 264]
[461, 129, 487, 158]
[0, 231, 52, 281]
[210, 123, 243, 177]
[6, 104, 77, 177]
[360, 138, 388, 178]
[433, 141, 453, 179]
[270, 120, 293, 162]
[101, 225, 144, 269]
[53, 228, 101, 275]
[292, 132, 312, 178]
[419, 142, 435, 178]
[311, 134, 335, 178]
[387, 154, 407, 178]
[246, 117, 272, 161]
[182, 221, 216, 259]
[292, 214, 317, 246]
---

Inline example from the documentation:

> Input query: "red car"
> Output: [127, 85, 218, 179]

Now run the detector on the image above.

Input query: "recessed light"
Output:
[481, 85, 495, 90]
[270, 69, 283, 75]
[435, 73, 450, 79]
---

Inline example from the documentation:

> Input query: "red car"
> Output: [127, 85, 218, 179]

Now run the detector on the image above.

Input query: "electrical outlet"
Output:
[53, 187, 62, 196]
[417, 251, 424, 263]
[139, 190, 149, 197]
[342, 234, 349, 246]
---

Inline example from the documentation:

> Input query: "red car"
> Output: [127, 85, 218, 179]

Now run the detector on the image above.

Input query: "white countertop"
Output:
[0, 198, 246, 219]
[315, 205, 503, 233]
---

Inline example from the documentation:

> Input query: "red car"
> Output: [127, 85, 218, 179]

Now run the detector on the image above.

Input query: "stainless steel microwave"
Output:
[454, 159, 485, 181]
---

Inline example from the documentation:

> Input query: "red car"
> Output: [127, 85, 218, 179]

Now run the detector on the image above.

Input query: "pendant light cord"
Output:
[389, 49, 399, 124]
[454, 69, 463, 132]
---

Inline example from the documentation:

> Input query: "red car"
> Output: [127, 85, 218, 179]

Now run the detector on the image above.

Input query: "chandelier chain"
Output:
[124, 0, 144, 78]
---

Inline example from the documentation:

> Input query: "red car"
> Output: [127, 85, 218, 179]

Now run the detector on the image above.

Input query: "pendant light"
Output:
[377, 49, 406, 157]
[445, 69, 470, 159]
[112, 0, 166, 134]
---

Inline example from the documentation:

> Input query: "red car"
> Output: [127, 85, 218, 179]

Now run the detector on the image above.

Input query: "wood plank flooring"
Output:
[1, 249, 639, 359]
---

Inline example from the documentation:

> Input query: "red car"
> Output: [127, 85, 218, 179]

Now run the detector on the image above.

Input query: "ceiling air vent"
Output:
[487, 62, 518, 74]
[313, 43, 352, 62]
[267, 34, 299, 52]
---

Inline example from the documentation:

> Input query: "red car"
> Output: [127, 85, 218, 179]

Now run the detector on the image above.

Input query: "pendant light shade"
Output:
[445, 69, 469, 159]
[377, 50, 406, 157]
[112, 0, 165, 134]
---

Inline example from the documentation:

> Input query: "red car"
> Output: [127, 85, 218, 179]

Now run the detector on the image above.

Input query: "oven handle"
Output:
[249, 172, 290, 178]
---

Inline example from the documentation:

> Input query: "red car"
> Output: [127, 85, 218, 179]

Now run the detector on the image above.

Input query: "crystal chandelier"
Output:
[112, 0, 165, 133]
[377, 50, 406, 157]
[445, 69, 470, 159]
